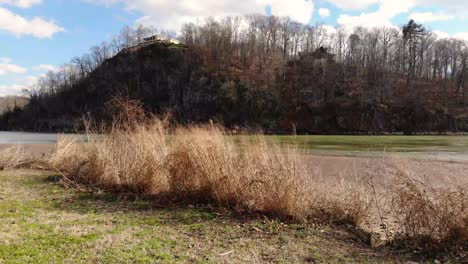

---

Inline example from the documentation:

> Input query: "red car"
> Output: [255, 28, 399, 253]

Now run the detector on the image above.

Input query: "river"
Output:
[0, 132, 61, 144]
[1, 132, 468, 161]
[268, 135, 468, 161]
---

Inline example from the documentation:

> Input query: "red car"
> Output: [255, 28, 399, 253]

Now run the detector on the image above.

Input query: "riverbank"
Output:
[3, 143, 467, 186]
[1, 130, 467, 262]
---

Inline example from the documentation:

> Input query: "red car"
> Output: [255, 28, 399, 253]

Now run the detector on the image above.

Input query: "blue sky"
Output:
[0, 0, 467, 96]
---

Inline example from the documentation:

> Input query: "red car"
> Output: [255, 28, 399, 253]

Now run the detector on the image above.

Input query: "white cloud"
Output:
[0, 84, 27, 96]
[0, 75, 41, 96]
[333, 0, 468, 30]
[328, 0, 468, 15]
[426, 30, 468, 41]
[33, 64, 56, 72]
[320, 24, 337, 35]
[0, 0, 41, 8]
[453, 32, 468, 42]
[410, 12, 454, 23]
[0, 7, 64, 38]
[338, 12, 395, 29]
[432, 30, 450, 39]
[0, 59, 27, 75]
[0, 59, 49, 96]
[336, 0, 416, 29]
[20, 75, 41, 86]
[318, 8, 330, 18]
[266, 0, 314, 24]
[424, 0, 468, 18]
[379, 0, 415, 17]
[0, 58, 12, 63]
[89, 0, 314, 30]
[326, 0, 379, 10]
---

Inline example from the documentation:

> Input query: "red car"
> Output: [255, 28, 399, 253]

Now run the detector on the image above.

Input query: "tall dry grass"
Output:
[51, 122, 170, 194]
[168, 125, 324, 219]
[48, 100, 467, 254]
[390, 172, 468, 252]
[50, 102, 368, 222]
[178, 129, 368, 223]
[0, 146, 30, 170]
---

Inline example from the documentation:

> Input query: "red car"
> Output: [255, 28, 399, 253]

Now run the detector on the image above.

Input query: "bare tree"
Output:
[120, 25, 136, 49]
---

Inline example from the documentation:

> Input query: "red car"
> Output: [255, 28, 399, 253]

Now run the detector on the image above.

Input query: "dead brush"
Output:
[309, 190, 369, 226]
[106, 97, 150, 131]
[168, 125, 313, 220]
[0, 146, 31, 170]
[391, 172, 468, 252]
[50, 135, 97, 187]
[49, 99, 370, 224]
[51, 121, 171, 194]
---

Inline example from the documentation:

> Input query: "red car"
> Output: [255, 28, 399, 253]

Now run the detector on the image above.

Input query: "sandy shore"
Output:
[304, 154, 468, 187]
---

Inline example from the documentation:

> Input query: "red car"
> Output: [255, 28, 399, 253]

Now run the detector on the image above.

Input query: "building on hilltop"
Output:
[140, 35, 163, 46]
[139, 35, 180, 46]
[121, 35, 182, 54]
[299, 47, 335, 64]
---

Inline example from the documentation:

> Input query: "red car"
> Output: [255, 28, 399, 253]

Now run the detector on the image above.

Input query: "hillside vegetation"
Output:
[1, 18, 468, 133]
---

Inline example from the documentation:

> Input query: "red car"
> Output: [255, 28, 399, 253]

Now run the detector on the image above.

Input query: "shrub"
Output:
[391, 173, 468, 252]
[0, 146, 29, 170]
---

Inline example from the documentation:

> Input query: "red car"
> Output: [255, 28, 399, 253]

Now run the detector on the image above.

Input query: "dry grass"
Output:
[0, 146, 31, 170]
[22, 100, 468, 257]
[51, 122, 369, 223]
[390, 172, 468, 253]
[50, 122, 170, 194]
[49, 100, 368, 224]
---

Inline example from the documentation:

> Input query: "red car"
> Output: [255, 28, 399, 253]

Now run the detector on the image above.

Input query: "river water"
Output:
[0, 132, 61, 144]
[1, 132, 468, 161]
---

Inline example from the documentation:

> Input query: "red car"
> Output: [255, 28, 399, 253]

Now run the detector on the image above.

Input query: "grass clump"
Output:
[0, 146, 32, 170]
[49, 99, 367, 224]
[168, 125, 314, 219]
[51, 122, 170, 194]
[391, 173, 468, 254]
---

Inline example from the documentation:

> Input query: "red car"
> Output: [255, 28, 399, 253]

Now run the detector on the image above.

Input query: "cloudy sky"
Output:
[1, 0, 467, 96]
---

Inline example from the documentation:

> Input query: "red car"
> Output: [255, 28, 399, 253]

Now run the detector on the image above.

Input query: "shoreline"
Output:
[3, 143, 466, 187]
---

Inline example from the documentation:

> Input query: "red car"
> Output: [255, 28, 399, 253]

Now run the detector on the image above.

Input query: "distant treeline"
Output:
[2, 16, 468, 133]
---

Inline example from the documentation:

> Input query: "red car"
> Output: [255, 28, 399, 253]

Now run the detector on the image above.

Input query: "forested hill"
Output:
[0, 42, 279, 132]
[2, 18, 468, 134]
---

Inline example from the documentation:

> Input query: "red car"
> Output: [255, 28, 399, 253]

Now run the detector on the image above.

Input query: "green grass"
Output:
[263, 135, 468, 160]
[0, 170, 421, 263]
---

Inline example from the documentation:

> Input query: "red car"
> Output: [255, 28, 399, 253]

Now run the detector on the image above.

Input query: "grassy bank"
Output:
[0, 170, 409, 263]
[266, 135, 468, 160]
